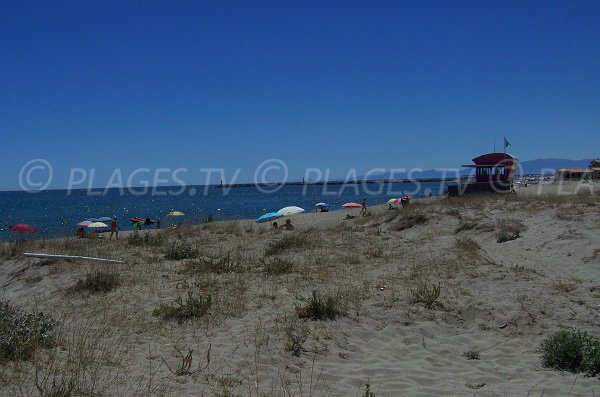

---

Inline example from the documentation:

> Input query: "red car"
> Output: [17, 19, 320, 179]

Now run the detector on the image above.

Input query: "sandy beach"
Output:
[1, 185, 599, 396]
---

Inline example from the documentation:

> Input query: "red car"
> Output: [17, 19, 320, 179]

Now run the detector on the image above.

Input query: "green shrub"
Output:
[0, 301, 56, 361]
[540, 330, 600, 375]
[164, 240, 199, 260]
[296, 290, 344, 321]
[71, 271, 120, 293]
[128, 231, 163, 247]
[153, 291, 212, 324]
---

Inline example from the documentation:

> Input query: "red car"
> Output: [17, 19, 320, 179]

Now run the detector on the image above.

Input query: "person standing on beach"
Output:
[109, 217, 119, 240]
[360, 199, 367, 217]
[156, 218, 160, 229]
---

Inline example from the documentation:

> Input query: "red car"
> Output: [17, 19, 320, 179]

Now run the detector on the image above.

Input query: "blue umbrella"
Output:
[97, 216, 112, 222]
[256, 212, 283, 223]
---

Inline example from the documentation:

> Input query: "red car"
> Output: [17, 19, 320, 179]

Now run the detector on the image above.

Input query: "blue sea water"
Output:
[0, 181, 449, 242]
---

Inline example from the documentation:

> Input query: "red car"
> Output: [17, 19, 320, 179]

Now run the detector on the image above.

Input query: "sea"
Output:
[0, 181, 450, 242]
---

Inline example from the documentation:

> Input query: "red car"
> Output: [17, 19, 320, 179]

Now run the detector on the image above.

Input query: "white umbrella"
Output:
[87, 222, 108, 228]
[277, 206, 305, 216]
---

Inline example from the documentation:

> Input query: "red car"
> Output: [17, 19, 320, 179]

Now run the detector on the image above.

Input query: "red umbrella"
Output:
[342, 202, 362, 208]
[9, 224, 37, 234]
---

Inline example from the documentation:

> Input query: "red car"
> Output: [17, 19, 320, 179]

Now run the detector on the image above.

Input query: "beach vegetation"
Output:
[70, 270, 120, 294]
[184, 252, 246, 274]
[162, 345, 194, 376]
[163, 239, 199, 260]
[0, 242, 22, 258]
[462, 350, 481, 360]
[455, 237, 482, 257]
[394, 210, 428, 231]
[262, 257, 294, 275]
[446, 208, 461, 218]
[454, 219, 477, 234]
[496, 218, 526, 243]
[409, 281, 441, 309]
[265, 232, 313, 256]
[0, 301, 56, 362]
[551, 279, 578, 295]
[127, 231, 163, 247]
[296, 290, 344, 320]
[362, 383, 376, 397]
[153, 290, 212, 324]
[284, 318, 310, 357]
[539, 329, 600, 375]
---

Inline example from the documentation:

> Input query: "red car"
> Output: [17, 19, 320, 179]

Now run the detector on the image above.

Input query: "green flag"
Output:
[504, 137, 512, 148]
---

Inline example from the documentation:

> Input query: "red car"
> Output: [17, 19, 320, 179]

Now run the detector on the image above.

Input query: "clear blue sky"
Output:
[1, 0, 599, 190]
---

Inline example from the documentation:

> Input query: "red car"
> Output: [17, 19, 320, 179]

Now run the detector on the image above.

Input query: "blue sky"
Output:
[1, 0, 599, 190]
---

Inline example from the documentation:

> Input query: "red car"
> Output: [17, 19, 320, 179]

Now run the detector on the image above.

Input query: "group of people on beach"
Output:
[272, 219, 294, 230]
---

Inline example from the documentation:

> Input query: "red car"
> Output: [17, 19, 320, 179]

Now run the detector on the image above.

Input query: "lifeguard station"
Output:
[448, 152, 519, 196]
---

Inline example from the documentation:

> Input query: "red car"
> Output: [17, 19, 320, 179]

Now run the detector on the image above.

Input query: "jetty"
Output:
[215, 177, 456, 189]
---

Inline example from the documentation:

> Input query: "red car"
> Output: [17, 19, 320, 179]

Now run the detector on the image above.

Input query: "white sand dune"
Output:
[1, 186, 599, 396]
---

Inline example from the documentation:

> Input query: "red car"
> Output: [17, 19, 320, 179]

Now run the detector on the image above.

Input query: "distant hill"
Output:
[358, 158, 595, 180]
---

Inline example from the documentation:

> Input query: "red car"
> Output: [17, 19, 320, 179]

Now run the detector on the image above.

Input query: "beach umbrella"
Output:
[167, 211, 185, 217]
[77, 221, 93, 227]
[256, 212, 283, 223]
[87, 222, 108, 228]
[96, 216, 112, 222]
[86, 218, 99, 222]
[9, 224, 37, 234]
[315, 202, 330, 208]
[132, 221, 145, 229]
[277, 206, 305, 216]
[342, 202, 362, 208]
[387, 198, 399, 204]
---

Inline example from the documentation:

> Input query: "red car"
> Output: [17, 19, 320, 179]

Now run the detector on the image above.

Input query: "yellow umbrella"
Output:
[167, 211, 185, 217]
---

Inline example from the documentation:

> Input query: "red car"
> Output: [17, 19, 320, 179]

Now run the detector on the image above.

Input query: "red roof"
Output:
[472, 152, 514, 166]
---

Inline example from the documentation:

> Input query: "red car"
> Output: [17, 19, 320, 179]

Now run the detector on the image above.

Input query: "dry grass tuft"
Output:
[496, 218, 526, 243]
[69, 271, 120, 294]
[394, 211, 428, 231]
[455, 237, 481, 256]
[0, 242, 23, 259]
[296, 290, 344, 320]
[410, 281, 441, 309]
[162, 346, 194, 376]
[454, 220, 477, 234]
[184, 252, 247, 274]
[262, 257, 294, 275]
[551, 279, 578, 295]
[154, 290, 212, 324]
[163, 239, 199, 260]
[265, 232, 314, 256]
